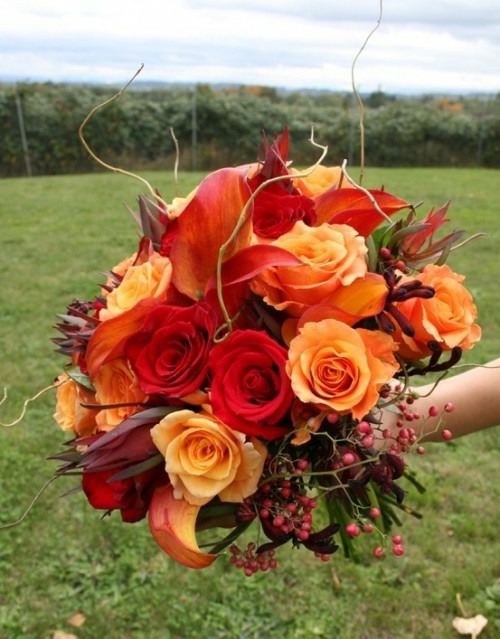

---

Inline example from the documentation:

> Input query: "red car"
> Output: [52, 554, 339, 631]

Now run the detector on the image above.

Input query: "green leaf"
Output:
[65, 365, 95, 392]
[206, 522, 252, 555]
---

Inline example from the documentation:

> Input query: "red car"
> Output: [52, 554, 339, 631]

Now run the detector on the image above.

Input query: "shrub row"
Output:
[1, 82, 499, 177]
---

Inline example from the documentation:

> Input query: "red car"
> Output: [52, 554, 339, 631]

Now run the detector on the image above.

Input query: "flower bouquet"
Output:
[52, 128, 480, 575]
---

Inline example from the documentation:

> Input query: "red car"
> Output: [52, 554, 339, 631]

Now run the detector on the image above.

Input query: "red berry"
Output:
[392, 534, 403, 544]
[370, 507, 381, 519]
[345, 523, 361, 537]
[357, 420, 372, 435]
[342, 452, 356, 466]
[327, 412, 340, 424]
[428, 405, 439, 417]
[361, 435, 375, 448]
[373, 545, 385, 558]
[444, 402, 454, 413]
[416, 446, 426, 455]
[441, 429, 453, 441]
[363, 523, 374, 534]
[392, 544, 404, 556]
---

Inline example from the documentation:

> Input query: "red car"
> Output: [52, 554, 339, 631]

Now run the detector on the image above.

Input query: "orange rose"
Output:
[251, 221, 368, 317]
[393, 264, 481, 359]
[291, 165, 344, 198]
[101, 252, 137, 297]
[93, 358, 147, 431]
[100, 251, 172, 320]
[150, 409, 267, 506]
[54, 372, 98, 436]
[286, 319, 399, 420]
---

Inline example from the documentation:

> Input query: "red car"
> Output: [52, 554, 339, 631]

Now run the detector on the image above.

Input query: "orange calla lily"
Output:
[314, 188, 410, 236]
[170, 168, 253, 299]
[87, 297, 161, 378]
[326, 273, 389, 322]
[148, 484, 217, 569]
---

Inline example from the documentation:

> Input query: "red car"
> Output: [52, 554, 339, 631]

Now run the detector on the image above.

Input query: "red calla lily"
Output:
[170, 168, 253, 299]
[204, 244, 301, 323]
[86, 297, 161, 378]
[314, 188, 410, 236]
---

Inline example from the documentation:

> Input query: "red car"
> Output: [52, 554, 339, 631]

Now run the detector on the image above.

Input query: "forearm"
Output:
[381, 358, 500, 444]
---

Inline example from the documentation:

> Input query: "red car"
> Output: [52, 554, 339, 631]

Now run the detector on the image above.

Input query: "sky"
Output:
[1, 0, 499, 94]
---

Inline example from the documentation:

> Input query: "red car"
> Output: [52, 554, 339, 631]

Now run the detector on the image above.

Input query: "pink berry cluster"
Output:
[229, 542, 277, 576]
[373, 534, 405, 559]
[382, 386, 455, 454]
[258, 481, 317, 543]
[253, 458, 318, 545]
[344, 507, 406, 559]
[354, 419, 376, 449]
[232, 457, 341, 573]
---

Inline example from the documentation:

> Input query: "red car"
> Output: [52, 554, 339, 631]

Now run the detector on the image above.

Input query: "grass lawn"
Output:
[0, 166, 499, 639]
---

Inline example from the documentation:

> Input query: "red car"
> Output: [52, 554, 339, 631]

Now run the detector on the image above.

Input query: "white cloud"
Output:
[1, 0, 499, 93]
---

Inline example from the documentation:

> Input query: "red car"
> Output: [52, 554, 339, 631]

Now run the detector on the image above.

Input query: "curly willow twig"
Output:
[78, 63, 168, 210]
[351, 0, 384, 185]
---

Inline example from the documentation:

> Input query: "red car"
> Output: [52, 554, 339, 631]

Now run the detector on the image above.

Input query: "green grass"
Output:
[1, 167, 499, 639]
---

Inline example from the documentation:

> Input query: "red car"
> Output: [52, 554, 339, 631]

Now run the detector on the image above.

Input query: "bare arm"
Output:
[381, 358, 500, 444]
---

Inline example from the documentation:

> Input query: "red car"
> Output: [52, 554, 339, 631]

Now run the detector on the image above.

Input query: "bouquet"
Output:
[52, 128, 480, 575]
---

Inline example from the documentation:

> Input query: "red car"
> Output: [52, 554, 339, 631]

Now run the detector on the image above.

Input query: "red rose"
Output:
[208, 329, 293, 440]
[125, 302, 217, 398]
[252, 184, 316, 240]
[82, 464, 166, 523]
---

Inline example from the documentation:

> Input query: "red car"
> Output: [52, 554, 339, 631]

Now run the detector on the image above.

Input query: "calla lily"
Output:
[282, 274, 389, 342]
[170, 168, 253, 299]
[148, 484, 217, 569]
[314, 188, 410, 236]
[86, 297, 161, 377]
[325, 273, 389, 323]
[204, 243, 301, 323]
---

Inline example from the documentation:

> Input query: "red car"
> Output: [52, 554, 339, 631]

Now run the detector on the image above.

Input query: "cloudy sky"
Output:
[1, 0, 499, 94]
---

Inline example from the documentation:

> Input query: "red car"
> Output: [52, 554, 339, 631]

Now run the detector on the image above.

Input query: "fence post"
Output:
[191, 86, 198, 171]
[14, 86, 33, 177]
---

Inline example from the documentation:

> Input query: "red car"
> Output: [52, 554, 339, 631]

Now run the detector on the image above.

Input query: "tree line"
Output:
[1, 82, 499, 177]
